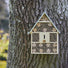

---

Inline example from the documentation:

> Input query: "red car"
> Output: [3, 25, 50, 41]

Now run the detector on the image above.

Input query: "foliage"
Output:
[0, 61, 6, 68]
[0, 55, 7, 61]
[0, 29, 9, 60]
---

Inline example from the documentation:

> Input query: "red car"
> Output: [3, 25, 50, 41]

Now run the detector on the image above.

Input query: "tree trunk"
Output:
[7, 0, 68, 68]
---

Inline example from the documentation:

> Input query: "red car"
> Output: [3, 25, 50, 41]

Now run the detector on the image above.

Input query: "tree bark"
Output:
[7, 0, 68, 68]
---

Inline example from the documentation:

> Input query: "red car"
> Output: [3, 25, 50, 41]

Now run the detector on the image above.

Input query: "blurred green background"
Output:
[0, 0, 9, 68]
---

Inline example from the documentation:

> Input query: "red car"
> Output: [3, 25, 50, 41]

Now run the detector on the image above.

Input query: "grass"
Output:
[0, 61, 6, 68]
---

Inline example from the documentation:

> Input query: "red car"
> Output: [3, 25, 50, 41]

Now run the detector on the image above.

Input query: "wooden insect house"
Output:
[29, 12, 60, 54]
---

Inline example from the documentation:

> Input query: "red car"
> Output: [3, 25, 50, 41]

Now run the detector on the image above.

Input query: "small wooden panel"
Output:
[39, 32, 49, 43]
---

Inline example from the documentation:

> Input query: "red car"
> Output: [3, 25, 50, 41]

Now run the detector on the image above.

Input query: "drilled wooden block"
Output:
[32, 49, 36, 53]
[39, 43, 43, 47]
[32, 43, 36, 47]
[53, 48, 57, 53]
[37, 23, 41, 27]
[33, 28, 37, 32]
[48, 23, 52, 26]
[53, 43, 57, 47]
[39, 49, 43, 53]
[52, 28, 57, 32]
[43, 28, 47, 32]
[47, 49, 51, 53]
[46, 43, 50, 47]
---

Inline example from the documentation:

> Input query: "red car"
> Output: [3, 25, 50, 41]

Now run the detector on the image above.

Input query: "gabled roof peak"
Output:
[28, 12, 60, 34]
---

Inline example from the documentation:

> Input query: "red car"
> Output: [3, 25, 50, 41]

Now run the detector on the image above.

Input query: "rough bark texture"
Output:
[7, 0, 68, 68]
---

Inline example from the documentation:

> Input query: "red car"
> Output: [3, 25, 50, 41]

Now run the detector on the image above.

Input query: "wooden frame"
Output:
[30, 11, 60, 54]
[31, 32, 59, 54]
[39, 21, 50, 23]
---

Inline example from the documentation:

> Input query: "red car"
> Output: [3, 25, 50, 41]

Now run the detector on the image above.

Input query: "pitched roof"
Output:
[28, 12, 60, 34]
